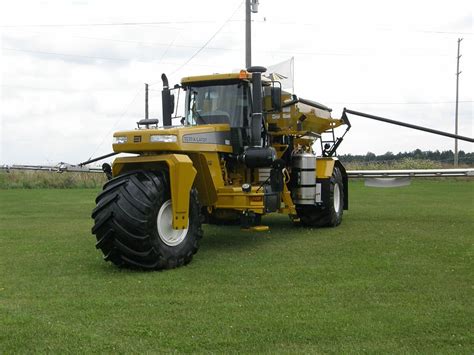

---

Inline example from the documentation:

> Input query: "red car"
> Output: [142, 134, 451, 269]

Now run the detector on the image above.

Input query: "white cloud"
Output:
[0, 0, 472, 164]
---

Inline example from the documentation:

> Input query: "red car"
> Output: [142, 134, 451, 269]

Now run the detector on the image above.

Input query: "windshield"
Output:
[184, 82, 250, 128]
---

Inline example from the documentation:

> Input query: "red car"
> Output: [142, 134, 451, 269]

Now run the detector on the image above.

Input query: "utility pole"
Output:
[454, 38, 463, 167]
[246, 0, 259, 68]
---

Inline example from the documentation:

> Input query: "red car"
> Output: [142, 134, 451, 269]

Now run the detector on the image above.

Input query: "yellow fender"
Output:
[112, 154, 197, 229]
[316, 157, 349, 210]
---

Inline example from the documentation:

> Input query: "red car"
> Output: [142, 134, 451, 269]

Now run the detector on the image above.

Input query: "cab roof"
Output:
[181, 72, 251, 85]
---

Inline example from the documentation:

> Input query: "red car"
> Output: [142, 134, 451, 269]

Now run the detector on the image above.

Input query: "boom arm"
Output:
[344, 108, 474, 143]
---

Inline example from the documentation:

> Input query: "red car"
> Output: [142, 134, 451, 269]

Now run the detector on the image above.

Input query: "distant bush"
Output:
[0, 170, 106, 189]
[339, 149, 474, 166]
[344, 158, 443, 170]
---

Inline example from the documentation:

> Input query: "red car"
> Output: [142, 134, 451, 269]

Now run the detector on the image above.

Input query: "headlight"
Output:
[150, 134, 177, 143]
[113, 136, 128, 144]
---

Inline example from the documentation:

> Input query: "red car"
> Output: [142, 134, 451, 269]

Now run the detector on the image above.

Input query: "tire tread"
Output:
[91, 170, 202, 270]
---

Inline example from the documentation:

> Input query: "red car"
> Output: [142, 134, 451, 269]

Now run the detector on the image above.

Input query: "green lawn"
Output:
[0, 181, 473, 353]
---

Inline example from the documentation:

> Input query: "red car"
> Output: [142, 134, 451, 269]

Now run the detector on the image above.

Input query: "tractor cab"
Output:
[183, 78, 251, 128]
[180, 69, 266, 152]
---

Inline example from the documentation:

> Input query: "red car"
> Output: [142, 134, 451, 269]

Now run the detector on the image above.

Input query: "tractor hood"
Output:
[112, 124, 233, 154]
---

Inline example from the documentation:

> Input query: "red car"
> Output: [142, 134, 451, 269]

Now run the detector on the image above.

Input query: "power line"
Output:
[87, 88, 143, 160]
[413, 29, 473, 35]
[3, 43, 454, 62]
[4, 30, 458, 60]
[2, 19, 471, 36]
[2, 47, 132, 62]
[1, 47, 216, 67]
[0, 35, 349, 56]
[0, 20, 214, 28]
[9, 26, 467, 53]
[240, 19, 474, 36]
[3, 31, 238, 52]
[0, 84, 123, 92]
[3, 84, 472, 106]
[52, 34, 237, 52]
[166, 0, 244, 78]
[156, 34, 179, 65]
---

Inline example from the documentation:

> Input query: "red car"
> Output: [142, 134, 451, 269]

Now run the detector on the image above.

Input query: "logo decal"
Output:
[182, 132, 230, 145]
[183, 136, 208, 143]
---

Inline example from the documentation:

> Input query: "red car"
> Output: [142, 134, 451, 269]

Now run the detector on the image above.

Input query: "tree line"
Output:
[339, 149, 474, 164]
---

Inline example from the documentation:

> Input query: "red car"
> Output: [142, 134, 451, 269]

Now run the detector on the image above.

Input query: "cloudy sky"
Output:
[1, 0, 472, 165]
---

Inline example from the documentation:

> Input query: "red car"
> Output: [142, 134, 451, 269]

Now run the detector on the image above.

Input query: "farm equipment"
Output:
[91, 66, 351, 270]
[90, 65, 474, 270]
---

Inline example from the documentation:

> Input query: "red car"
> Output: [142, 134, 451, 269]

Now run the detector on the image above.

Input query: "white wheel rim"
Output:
[157, 200, 188, 247]
[333, 184, 341, 213]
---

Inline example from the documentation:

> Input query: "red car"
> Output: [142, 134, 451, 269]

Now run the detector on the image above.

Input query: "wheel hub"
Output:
[157, 200, 188, 247]
[333, 184, 341, 213]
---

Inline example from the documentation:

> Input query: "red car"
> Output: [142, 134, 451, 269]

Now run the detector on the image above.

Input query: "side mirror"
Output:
[271, 86, 281, 111]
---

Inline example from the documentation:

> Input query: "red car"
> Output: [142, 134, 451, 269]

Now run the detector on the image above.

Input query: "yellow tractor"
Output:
[91, 66, 350, 270]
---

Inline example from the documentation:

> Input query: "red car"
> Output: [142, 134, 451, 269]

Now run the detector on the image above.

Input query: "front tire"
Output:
[296, 167, 344, 227]
[91, 170, 202, 270]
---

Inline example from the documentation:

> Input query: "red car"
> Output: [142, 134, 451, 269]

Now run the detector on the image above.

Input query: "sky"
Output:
[0, 0, 472, 165]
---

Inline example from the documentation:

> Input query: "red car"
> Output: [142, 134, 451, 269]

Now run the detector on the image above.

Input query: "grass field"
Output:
[0, 180, 473, 353]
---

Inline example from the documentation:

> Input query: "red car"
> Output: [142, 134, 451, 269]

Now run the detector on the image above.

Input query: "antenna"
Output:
[145, 83, 149, 120]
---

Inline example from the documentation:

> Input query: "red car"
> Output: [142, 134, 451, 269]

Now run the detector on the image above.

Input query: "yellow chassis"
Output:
[112, 153, 341, 230]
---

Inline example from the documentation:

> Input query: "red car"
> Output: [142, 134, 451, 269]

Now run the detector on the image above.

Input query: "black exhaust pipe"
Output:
[247, 66, 266, 147]
[161, 73, 172, 127]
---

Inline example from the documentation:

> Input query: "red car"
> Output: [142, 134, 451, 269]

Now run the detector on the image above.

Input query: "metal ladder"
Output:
[320, 128, 337, 156]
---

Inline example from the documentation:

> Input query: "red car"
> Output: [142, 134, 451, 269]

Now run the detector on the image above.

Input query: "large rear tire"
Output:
[296, 167, 344, 227]
[91, 170, 202, 270]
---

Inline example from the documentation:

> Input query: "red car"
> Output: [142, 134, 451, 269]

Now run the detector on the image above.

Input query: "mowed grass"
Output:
[0, 181, 472, 353]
